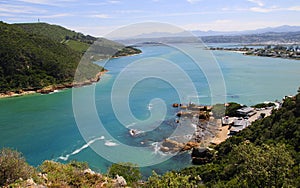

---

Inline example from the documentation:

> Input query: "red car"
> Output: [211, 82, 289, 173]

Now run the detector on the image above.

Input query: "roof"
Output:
[237, 107, 254, 114]
[233, 118, 248, 127]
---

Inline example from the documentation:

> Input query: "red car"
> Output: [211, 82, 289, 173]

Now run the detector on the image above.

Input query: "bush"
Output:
[146, 171, 203, 187]
[253, 102, 275, 108]
[39, 160, 106, 187]
[108, 162, 141, 186]
[0, 148, 35, 186]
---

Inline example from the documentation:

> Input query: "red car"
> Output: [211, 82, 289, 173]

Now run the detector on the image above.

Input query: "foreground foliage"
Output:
[108, 162, 142, 186]
[0, 148, 35, 185]
[146, 171, 203, 187]
[0, 149, 114, 187]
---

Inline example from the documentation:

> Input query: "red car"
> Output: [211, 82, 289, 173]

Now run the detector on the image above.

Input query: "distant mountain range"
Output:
[191, 25, 300, 36]
[116, 25, 300, 40]
[117, 25, 300, 45]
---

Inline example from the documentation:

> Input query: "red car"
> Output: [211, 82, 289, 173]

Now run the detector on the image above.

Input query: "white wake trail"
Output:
[58, 136, 105, 161]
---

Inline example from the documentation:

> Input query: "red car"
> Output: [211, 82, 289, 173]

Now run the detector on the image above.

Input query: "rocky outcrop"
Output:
[172, 103, 179, 107]
[160, 140, 201, 153]
[115, 175, 127, 187]
[182, 141, 200, 151]
[191, 148, 214, 165]
[161, 139, 185, 153]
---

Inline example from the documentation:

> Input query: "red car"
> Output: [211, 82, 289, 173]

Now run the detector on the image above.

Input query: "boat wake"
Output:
[126, 122, 136, 128]
[104, 140, 119, 146]
[58, 136, 105, 161]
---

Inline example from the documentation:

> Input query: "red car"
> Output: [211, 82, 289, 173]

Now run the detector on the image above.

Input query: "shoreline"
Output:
[0, 70, 108, 99]
[209, 47, 300, 60]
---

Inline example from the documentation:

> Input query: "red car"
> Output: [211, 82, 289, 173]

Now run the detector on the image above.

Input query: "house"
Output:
[229, 117, 250, 135]
[222, 116, 234, 125]
[237, 107, 255, 116]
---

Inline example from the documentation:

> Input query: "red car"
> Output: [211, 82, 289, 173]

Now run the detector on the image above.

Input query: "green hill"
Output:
[178, 90, 300, 187]
[0, 22, 141, 93]
[14, 22, 141, 56]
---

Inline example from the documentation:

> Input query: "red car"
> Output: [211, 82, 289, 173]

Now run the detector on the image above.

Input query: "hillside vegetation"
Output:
[178, 89, 300, 187]
[0, 22, 141, 93]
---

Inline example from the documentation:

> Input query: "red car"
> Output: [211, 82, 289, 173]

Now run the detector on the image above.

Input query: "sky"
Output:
[0, 0, 300, 37]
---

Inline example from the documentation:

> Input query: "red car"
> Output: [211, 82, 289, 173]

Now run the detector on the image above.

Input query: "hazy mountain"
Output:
[192, 25, 300, 36]
[115, 25, 300, 42]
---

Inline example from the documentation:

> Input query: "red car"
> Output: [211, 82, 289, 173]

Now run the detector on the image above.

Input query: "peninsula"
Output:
[0, 22, 141, 98]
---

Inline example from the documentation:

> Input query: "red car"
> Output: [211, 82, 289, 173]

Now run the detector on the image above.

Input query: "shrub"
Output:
[146, 171, 203, 187]
[39, 160, 105, 187]
[108, 162, 141, 186]
[0, 148, 35, 186]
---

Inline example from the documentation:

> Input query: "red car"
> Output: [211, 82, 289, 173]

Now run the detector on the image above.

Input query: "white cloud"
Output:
[17, 0, 76, 6]
[215, 19, 232, 24]
[114, 10, 144, 14]
[0, 13, 14, 17]
[287, 6, 300, 11]
[250, 7, 272, 12]
[186, 0, 202, 4]
[249, 6, 300, 13]
[223, 4, 300, 13]
[38, 13, 72, 18]
[91, 14, 111, 19]
[0, 4, 47, 14]
[108, 0, 120, 4]
[247, 0, 264, 7]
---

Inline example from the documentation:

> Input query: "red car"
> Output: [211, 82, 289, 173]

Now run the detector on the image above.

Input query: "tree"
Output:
[146, 171, 202, 188]
[229, 142, 294, 187]
[108, 162, 141, 186]
[225, 102, 243, 117]
[0, 148, 35, 186]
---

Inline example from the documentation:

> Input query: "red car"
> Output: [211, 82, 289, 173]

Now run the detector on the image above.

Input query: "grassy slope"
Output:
[0, 22, 141, 92]
[0, 22, 102, 92]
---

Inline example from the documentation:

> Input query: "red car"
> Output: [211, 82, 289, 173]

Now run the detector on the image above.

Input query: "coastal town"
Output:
[209, 45, 300, 60]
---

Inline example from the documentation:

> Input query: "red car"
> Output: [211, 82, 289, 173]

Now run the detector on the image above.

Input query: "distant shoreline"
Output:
[209, 46, 300, 60]
[0, 70, 108, 99]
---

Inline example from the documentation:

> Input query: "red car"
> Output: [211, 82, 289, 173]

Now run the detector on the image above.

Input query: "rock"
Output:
[116, 175, 127, 187]
[161, 139, 185, 153]
[26, 178, 37, 186]
[84, 168, 96, 175]
[182, 141, 200, 151]
[160, 146, 170, 152]
[191, 148, 214, 165]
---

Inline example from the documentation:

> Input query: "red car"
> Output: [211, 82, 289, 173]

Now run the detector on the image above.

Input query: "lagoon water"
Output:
[1, 44, 300, 176]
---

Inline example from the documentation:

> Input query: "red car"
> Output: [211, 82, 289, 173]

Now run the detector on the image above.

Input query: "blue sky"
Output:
[1, 0, 300, 36]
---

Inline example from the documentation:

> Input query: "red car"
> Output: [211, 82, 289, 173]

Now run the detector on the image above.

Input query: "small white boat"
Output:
[129, 129, 137, 136]
[148, 103, 153, 111]
[129, 129, 143, 136]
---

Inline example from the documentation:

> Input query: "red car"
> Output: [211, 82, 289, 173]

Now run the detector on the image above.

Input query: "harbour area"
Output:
[155, 100, 281, 162]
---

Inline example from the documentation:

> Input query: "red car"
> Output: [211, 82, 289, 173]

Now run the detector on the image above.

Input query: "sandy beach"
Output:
[210, 125, 230, 145]
[0, 91, 37, 99]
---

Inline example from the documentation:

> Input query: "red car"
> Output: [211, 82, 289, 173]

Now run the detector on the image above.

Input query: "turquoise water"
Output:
[1, 44, 300, 176]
